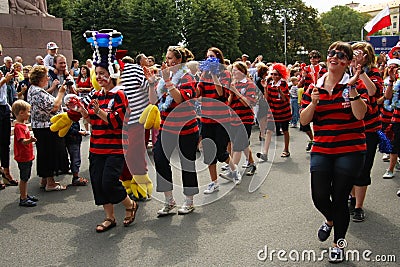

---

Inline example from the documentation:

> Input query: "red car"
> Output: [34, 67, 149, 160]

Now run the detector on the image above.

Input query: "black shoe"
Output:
[246, 164, 256, 176]
[352, 208, 365, 222]
[256, 153, 268, 161]
[397, 189, 400, 197]
[318, 222, 332, 242]
[19, 198, 37, 207]
[306, 141, 313, 152]
[27, 195, 39, 202]
[328, 247, 344, 263]
[348, 197, 356, 215]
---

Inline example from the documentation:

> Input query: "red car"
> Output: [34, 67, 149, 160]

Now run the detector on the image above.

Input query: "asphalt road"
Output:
[0, 126, 399, 266]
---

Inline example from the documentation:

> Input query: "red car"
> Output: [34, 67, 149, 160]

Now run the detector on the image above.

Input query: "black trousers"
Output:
[89, 153, 127, 206]
[0, 105, 11, 168]
[153, 131, 199, 196]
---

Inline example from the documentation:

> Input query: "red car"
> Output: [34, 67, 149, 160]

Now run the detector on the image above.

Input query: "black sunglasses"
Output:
[393, 51, 400, 56]
[327, 50, 348, 60]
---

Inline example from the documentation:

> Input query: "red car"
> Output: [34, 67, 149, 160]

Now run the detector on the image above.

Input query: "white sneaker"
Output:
[232, 170, 242, 185]
[383, 170, 394, 179]
[221, 163, 229, 171]
[157, 201, 176, 216]
[242, 160, 251, 168]
[382, 154, 390, 162]
[204, 182, 219, 194]
[219, 170, 235, 182]
[178, 201, 195, 215]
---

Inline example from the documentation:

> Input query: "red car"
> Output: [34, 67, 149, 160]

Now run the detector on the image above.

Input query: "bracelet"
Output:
[349, 94, 361, 101]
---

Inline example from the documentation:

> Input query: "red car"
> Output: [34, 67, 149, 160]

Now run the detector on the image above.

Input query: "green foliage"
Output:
[46, 0, 352, 65]
[182, 0, 241, 60]
[321, 6, 370, 44]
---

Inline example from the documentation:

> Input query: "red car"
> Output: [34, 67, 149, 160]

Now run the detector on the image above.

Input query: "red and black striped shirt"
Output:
[266, 79, 292, 122]
[300, 64, 327, 90]
[363, 67, 383, 132]
[229, 78, 257, 126]
[301, 74, 368, 155]
[160, 73, 199, 135]
[87, 86, 129, 155]
[197, 70, 231, 125]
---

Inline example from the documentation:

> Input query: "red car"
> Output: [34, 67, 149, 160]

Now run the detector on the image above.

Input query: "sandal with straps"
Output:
[96, 218, 116, 233]
[124, 201, 138, 227]
[2, 173, 18, 186]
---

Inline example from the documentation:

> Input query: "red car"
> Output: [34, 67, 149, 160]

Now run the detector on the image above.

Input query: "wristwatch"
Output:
[349, 94, 361, 101]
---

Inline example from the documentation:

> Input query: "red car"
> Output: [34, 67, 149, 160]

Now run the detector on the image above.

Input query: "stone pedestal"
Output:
[0, 13, 72, 65]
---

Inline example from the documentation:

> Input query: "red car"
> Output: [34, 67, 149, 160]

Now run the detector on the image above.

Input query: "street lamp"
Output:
[296, 46, 308, 63]
[275, 11, 287, 66]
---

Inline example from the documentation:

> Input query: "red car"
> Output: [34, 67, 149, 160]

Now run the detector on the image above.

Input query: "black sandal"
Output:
[96, 218, 116, 233]
[0, 183, 5, 190]
[2, 174, 18, 186]
[124, 201, 138, 227]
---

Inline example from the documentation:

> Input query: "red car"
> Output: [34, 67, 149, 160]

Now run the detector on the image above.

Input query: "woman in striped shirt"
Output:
[151, 46, 199, 216]
[257, 63, 291, 160]
[78, 62, 138, 233]
[300, 41, 368, 263]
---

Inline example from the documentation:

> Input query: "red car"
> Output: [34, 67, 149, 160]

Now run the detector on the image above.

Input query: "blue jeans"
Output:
[66, 142, 81, 174]
[290, 98, 299, 125]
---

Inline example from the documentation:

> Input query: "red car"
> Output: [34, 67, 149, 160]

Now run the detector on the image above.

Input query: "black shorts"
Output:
[231, 124, 252, 152]
[300, 123, 311, 132]
[201, 123, 230, 165]
[353, 132, 379, 186]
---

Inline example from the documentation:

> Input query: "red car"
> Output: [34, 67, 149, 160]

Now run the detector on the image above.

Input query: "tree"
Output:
[321, 6, 370, 44]
[181, 0, 241, 60]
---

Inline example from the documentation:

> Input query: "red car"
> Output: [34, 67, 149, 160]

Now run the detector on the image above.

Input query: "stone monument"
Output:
[0, 0, 72, 65]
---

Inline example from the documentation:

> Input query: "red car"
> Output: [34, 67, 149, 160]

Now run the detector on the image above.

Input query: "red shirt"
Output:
[160, 73, 199, 135]
[363, 67, 383, 132]
[76, 76, 92, 89]
[229, 78, 257, 126]
[266, 79, 292, 122]
[13, 122, 34, 162]
[87, 86, 129, 155]
[197, 70, 231, 125]
[301, 74, 368, 155]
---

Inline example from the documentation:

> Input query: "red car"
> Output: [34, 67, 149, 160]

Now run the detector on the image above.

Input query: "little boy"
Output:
[11, 100, 38, 207]
[289, 76, 300, 128]
[65, 121, 88, 186]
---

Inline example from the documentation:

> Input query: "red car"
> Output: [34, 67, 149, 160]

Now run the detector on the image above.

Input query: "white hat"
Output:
[387, 58, 400, 66]
[47, 42, 59, 50]
[241, 54, 249, 58]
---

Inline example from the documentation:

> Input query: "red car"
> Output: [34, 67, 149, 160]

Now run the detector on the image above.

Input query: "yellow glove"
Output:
[50, 112, 73, 137]
[131, 174, 153, 200]
[121, 180, 132, 195]
[139, 104, 154, 124]
[144, 105, 160, 130]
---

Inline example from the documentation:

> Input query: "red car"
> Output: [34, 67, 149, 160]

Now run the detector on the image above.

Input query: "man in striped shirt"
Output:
[120, 62, 154, 200]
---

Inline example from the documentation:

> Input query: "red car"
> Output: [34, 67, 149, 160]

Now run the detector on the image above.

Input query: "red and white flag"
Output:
[364, 5, 392, 36]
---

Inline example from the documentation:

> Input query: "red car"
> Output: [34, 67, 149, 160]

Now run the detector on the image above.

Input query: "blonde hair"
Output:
[12, 99, 31, 116]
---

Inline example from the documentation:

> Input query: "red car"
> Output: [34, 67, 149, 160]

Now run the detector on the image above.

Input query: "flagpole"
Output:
[361, 27, 364, 41]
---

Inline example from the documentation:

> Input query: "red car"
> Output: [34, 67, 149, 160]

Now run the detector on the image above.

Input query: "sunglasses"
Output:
[393, 51, 400, 56]
[271, 72, 280, 76]
[327, 50, 348, 60]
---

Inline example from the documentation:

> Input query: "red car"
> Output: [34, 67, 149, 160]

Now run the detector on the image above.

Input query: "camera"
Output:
[65, 78, 74, 87]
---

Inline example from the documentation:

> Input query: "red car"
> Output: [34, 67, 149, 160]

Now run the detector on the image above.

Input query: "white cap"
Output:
[387, 58, 400, 66]
[47, 42, 59, 50]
